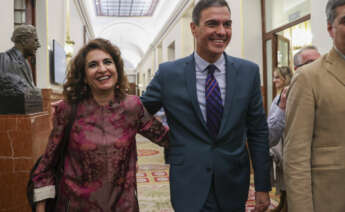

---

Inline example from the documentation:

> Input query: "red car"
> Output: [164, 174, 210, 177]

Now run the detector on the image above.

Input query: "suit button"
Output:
[206, 168, 212, 172]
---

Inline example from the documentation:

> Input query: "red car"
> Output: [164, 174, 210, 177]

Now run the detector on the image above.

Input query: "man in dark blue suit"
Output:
[141, 0, 271, 211]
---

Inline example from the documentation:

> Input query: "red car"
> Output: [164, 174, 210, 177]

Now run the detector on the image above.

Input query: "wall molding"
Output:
[74, 0, 95, 38]
[138, 0, 192, 67]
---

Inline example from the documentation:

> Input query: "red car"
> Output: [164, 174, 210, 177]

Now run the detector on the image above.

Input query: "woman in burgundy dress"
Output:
[33, 38, 168, 212]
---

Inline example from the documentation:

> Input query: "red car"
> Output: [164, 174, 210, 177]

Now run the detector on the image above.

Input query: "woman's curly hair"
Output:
[63, 38, 128, 104]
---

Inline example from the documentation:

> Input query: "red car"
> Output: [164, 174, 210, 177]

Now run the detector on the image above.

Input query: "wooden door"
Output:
[272, 34, 291, 97]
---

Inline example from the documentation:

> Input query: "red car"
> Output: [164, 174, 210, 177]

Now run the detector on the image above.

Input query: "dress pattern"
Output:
[32, 95, 168, 212]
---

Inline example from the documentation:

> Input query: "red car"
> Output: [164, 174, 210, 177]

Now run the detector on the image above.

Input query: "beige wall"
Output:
[137, 50, 155, 92]
[225, 0, 243, 57]
[70, 0, 87, 53]
[162, 19, 183, 61]
[243, 0, 263, 82]
[47, 0, 65, 46]
[311, 0, 332, 54]
[182, 11, 195, 57]
[0, 0, 14, 51]
[137, 2, 195, 93]
[35, 0, 50, 89]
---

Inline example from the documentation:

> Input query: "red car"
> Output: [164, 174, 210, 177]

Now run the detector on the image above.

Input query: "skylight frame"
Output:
[95, 0, 159, 17]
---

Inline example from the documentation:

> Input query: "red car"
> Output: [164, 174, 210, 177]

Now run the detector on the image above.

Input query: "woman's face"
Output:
[273, 71, 285, 89]
[85, 49, 118, 96]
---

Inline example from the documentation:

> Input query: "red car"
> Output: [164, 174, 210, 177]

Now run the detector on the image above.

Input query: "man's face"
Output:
[328, 4, 345, 54]
[22, 32, 40, 57]
[299, 49, 321, 67]
[190, 6, 232, 63]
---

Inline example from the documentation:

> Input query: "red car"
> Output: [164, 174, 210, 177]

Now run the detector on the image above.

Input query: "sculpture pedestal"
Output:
[0, 112, 50, 212]
[0, 90, 43, 115]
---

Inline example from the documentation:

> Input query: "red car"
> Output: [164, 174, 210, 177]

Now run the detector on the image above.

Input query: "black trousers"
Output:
[201, 174, 221, 212]
[200, 174, 245, 212]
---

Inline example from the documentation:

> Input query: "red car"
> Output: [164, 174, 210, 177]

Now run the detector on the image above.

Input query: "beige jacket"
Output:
[284, 48, 345, 212]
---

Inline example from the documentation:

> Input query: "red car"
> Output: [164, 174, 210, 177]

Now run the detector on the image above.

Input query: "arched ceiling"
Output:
[83, 0, 184, 72]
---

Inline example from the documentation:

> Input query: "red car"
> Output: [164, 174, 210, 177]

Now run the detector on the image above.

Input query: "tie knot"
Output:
[207, 64, 217, 75]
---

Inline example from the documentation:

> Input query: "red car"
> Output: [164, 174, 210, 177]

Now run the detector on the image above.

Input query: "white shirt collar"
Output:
[194, 52, 225, 73]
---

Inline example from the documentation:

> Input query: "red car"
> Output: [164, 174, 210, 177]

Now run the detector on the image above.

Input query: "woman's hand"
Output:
[278, 87, 289, 110]
[36, 201, 46, 212]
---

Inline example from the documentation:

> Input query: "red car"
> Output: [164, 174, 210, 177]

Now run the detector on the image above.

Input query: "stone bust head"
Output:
[11, 25, 41, 58]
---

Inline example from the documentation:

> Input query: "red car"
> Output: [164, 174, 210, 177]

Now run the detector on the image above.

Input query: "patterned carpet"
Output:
[136, 135, 279, 212]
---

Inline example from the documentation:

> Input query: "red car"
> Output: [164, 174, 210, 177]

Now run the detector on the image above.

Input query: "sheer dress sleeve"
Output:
[135, 96, 169, 148]
[32, 101, 71, 202]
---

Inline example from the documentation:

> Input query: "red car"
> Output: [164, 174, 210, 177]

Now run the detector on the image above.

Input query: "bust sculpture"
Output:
[0, 25, 43, 114]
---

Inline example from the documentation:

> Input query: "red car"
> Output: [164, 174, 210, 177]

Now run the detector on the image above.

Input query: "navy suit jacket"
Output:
[141, 53, 271, 212]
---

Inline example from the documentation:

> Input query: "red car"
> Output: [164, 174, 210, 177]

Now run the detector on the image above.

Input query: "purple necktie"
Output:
[205, 64, 223, 137]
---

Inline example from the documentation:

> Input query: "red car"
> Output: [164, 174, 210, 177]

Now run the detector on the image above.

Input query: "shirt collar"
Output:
[194, 52, 225, 73]
[334, 46, 345, 61]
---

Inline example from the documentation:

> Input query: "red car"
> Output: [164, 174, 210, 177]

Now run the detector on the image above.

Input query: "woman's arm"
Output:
[267, 96, 286, 147]
[36, 201, 46, 212]
[32, 101, 69, 203]
[136, 97, 169, 148]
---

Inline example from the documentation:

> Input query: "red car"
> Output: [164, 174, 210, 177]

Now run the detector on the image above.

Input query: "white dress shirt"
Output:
[194, 52, 226, 121]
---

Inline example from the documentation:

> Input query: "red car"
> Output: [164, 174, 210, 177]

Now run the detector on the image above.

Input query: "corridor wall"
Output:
[311, 0, 333, 54]
[242, 0, 263, 83]
[0, 0, 14, 51]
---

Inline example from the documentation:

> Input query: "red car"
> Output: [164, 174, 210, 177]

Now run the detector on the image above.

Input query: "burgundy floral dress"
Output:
[32, 95, 168, 212]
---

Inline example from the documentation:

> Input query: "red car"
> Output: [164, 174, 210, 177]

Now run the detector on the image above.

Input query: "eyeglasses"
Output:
[295, 59, 315, 68]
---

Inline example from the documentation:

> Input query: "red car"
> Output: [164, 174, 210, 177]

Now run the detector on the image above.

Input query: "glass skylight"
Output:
[95, 0, 159, 17]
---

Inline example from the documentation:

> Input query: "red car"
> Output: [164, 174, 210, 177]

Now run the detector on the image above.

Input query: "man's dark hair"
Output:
[326, 0, 345, 24]
[192, 0, 231, 25]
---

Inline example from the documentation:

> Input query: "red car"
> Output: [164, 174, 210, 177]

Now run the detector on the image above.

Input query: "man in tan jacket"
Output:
[284, 0, 345, 211]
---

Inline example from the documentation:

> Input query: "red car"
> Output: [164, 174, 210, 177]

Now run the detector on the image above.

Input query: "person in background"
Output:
[267, 66, 293, 212]
[155, 107, 168, 126]
[293, 45, 321, 70]
[284, 0, 345, 211]
[141, 0, 271, 211]
[154, 108, 169, 163]
[32, 38, 168, 212]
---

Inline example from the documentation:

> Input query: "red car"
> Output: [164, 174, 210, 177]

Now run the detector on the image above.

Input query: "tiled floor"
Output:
[136, 135, 279, 212]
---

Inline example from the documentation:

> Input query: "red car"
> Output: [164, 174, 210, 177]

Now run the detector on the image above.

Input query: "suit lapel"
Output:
[184, 54, 208, 131]
[11, 48, 34, 86]
[326, 48, 345, 86]
[218, 54, 238, 138]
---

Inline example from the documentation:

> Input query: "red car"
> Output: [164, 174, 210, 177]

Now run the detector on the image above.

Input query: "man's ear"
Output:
[190, 22, 196, 36]
[327, 23, 335, 39]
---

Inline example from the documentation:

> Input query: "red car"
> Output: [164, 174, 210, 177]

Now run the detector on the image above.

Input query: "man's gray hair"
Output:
[326, 0, 345, 24]
[11, 24, 37, 44]
[293, 45, 319, 67]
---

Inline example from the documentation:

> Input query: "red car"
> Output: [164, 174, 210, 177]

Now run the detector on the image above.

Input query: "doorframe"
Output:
[272, 34, 291, 98]
[261, 0, 310, 112]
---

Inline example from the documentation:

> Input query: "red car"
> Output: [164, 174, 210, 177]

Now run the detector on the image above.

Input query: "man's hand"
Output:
[254, 191, 270, 212]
